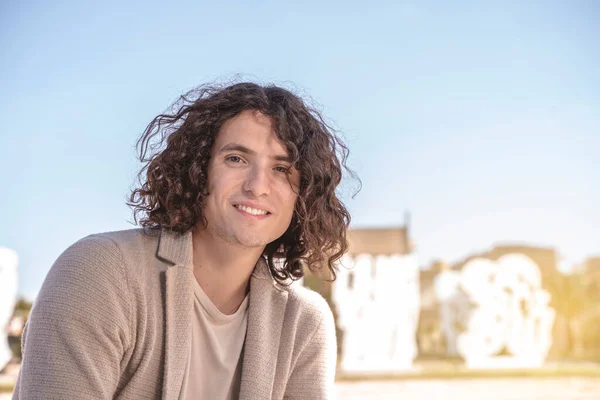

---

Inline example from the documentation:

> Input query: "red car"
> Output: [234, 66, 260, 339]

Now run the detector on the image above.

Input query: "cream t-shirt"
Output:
[179, 278, 249, 400]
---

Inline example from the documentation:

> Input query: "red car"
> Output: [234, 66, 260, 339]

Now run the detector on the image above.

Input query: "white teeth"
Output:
[235, 205, 268, 216]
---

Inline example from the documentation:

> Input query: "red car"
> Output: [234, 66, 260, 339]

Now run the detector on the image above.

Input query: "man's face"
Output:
[201, 109, 300, 248]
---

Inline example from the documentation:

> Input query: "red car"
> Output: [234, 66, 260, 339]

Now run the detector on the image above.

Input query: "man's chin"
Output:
[236, 238, 271, 248]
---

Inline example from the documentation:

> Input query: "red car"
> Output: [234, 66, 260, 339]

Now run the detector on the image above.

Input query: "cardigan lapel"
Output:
[157, 230, 194, 400]
[239, 260, 289, 400]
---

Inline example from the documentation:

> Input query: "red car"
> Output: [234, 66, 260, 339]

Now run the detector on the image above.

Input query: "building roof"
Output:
[347, 227, 410, 255]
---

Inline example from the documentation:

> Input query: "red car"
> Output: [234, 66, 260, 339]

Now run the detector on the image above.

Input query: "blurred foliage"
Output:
[544, 272, 600, 360]
[546, 273, 589, 319]
[14, 298, 32, 314]
[9, 297, 32, 360]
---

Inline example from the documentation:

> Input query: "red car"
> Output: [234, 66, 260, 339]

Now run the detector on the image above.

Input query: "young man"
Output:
[14, 82, 354, 400]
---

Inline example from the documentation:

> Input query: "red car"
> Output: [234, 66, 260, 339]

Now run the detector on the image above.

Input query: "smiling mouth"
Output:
[233, 204, 271, 216]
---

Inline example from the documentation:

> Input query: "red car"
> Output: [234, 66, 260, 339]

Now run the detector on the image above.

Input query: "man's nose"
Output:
[243, 166, 271, 197]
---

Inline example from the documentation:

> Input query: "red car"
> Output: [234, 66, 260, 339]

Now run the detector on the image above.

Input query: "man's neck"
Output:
[191, 228, 264, 315]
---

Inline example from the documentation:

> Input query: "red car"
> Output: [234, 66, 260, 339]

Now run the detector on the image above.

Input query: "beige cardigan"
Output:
[13, 229, 337, 400]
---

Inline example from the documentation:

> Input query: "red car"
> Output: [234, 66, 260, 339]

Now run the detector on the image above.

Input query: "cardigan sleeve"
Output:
[13, 235, 132, 400]
[283, 298, 338, 400]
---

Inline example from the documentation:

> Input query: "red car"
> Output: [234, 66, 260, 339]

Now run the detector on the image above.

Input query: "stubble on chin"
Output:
[213, 224, 270, 249]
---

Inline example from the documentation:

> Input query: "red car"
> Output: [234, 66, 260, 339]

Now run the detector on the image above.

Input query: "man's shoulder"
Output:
[52, 228, 161, 278]
[278, 283, 337, 357]
[36, 230, 153, 315]
[285, 283, 334, 325]
[84, 227, 158, 246]
[68, 228, 159, 257]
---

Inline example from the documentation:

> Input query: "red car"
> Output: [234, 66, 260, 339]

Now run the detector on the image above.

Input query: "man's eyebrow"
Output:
[219, 142, 293, 163]
[219, 143, 256, 156]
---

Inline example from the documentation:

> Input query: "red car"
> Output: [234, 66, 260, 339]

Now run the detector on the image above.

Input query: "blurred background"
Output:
[1, 1, 599, 398]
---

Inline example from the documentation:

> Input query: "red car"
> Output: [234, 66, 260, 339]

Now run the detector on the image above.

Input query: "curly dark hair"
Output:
[129, 82, 358, 284]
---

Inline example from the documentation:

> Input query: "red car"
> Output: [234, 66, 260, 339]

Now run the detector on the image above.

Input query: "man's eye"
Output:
[226, 155, 243, 163]
[274, 166, 289, 173]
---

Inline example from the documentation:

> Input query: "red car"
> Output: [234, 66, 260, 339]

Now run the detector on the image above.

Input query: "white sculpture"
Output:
[0, 247, 18, 371]
[332, 253, 420, 372]
[434, 254, 555, 368]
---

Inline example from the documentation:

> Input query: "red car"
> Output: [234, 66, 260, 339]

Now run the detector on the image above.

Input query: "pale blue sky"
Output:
[1, 1, 598, 300]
